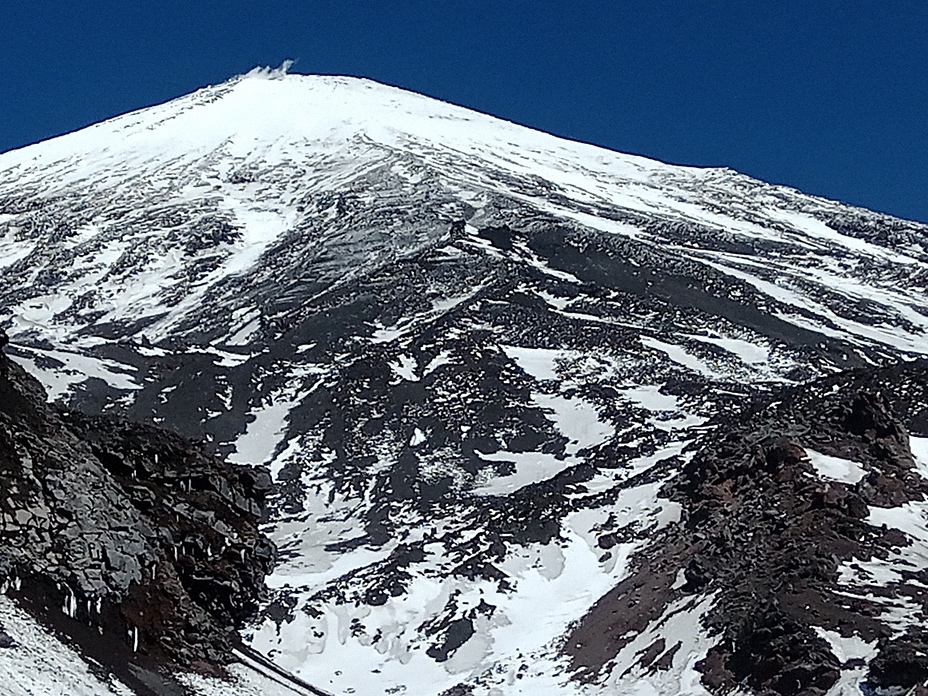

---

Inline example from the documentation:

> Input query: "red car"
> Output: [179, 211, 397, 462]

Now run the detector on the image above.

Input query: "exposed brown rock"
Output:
[564, 360, 928, 695]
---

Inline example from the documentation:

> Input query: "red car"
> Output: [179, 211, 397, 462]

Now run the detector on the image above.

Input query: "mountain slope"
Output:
[1, 67, 927, 695]
[0, 327, 316, 696]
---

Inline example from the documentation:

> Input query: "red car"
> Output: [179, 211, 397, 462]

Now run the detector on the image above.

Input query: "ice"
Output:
[141, 205, 298, 341]
[225, 308, 263, 346]
[256, 467, 682, 696]
[202, 345, 255, 367]
[824, 667, 870, 696]
[262, 473, 400, 590]
[618, 384, 706, 431]
[517, 246, 585, 284]
[836, 555, 903, 587]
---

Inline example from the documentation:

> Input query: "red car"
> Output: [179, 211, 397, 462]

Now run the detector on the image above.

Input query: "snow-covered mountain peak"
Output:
[2, 71, 926, 353]
[2, 69, 928, 696]
[1, 70, 672, 191]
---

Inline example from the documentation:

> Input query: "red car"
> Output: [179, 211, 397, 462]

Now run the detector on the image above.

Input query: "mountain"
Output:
[0, 327, 293, 695]
[1, 66, 927, 696]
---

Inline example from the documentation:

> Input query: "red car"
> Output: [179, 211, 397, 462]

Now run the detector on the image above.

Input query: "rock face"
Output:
[566, 360, 928, 695]
[0, 327, 275, 683]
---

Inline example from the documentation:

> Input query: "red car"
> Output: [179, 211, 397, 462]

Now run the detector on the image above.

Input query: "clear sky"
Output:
[2, 1, 926, 223]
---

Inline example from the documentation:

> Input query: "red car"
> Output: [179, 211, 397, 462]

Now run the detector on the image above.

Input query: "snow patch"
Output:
[640, 336, 722, 379]
[0, 595, 135, 696]
[535, 392, 613, 455]
[10, 347, 140, 401]
[805, 449, 867, 485]
[686, 334, 770, 366]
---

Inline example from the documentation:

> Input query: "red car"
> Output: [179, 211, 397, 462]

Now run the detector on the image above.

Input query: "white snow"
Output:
[867, 502, 928, 553]
[602, 593, 718, 696]
[0, 227, 34, 269]
[911, 436, 928, 478]
[229, 370, 323, 467]
[472, 348, 615, 494]
[2, 68, 927, 696]
[471, 449, 573, 495]
[640, 336, 722, 379]
[501, 345, 572, 381]
[579, 440, 692, 497]
[180, 652, 325, 696]
[686, 334, 770, 366]
[697, 253, 928, 356]
[0, 69, 923, 389]
[805, 449, 868, 485]
[369, 286, 486, 345]
[253, 487, 678, 696]
[534, 392, 613, 455]
[0, 596, 137, 695]
[389, 354, 419, 382]
[815, 627, 877, 696]
[831, 434, 928, 654]
[230, 396, 300, 467]
[768, 209, 923, 265]
[813, 627, 877, 665]
[10, 347, 140, 401]
[619, 384, 680, 413]
[423, 349, 453, 376]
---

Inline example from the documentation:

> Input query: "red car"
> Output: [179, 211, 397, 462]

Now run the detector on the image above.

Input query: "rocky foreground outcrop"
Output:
[566, 359, 928, 695]
[0, 328, 275, 689]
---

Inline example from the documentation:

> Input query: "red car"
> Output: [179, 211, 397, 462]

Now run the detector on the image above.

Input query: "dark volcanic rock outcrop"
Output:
[0, 327, 275, 681]
[565, 359, 928, 696]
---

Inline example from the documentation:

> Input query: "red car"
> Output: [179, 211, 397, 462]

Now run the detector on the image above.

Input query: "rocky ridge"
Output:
[566, 360, 928, 695]
[0, 327, 276, 690]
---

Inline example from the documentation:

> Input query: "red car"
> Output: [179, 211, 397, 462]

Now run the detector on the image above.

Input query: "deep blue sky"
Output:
[2, 2, 926, 223]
